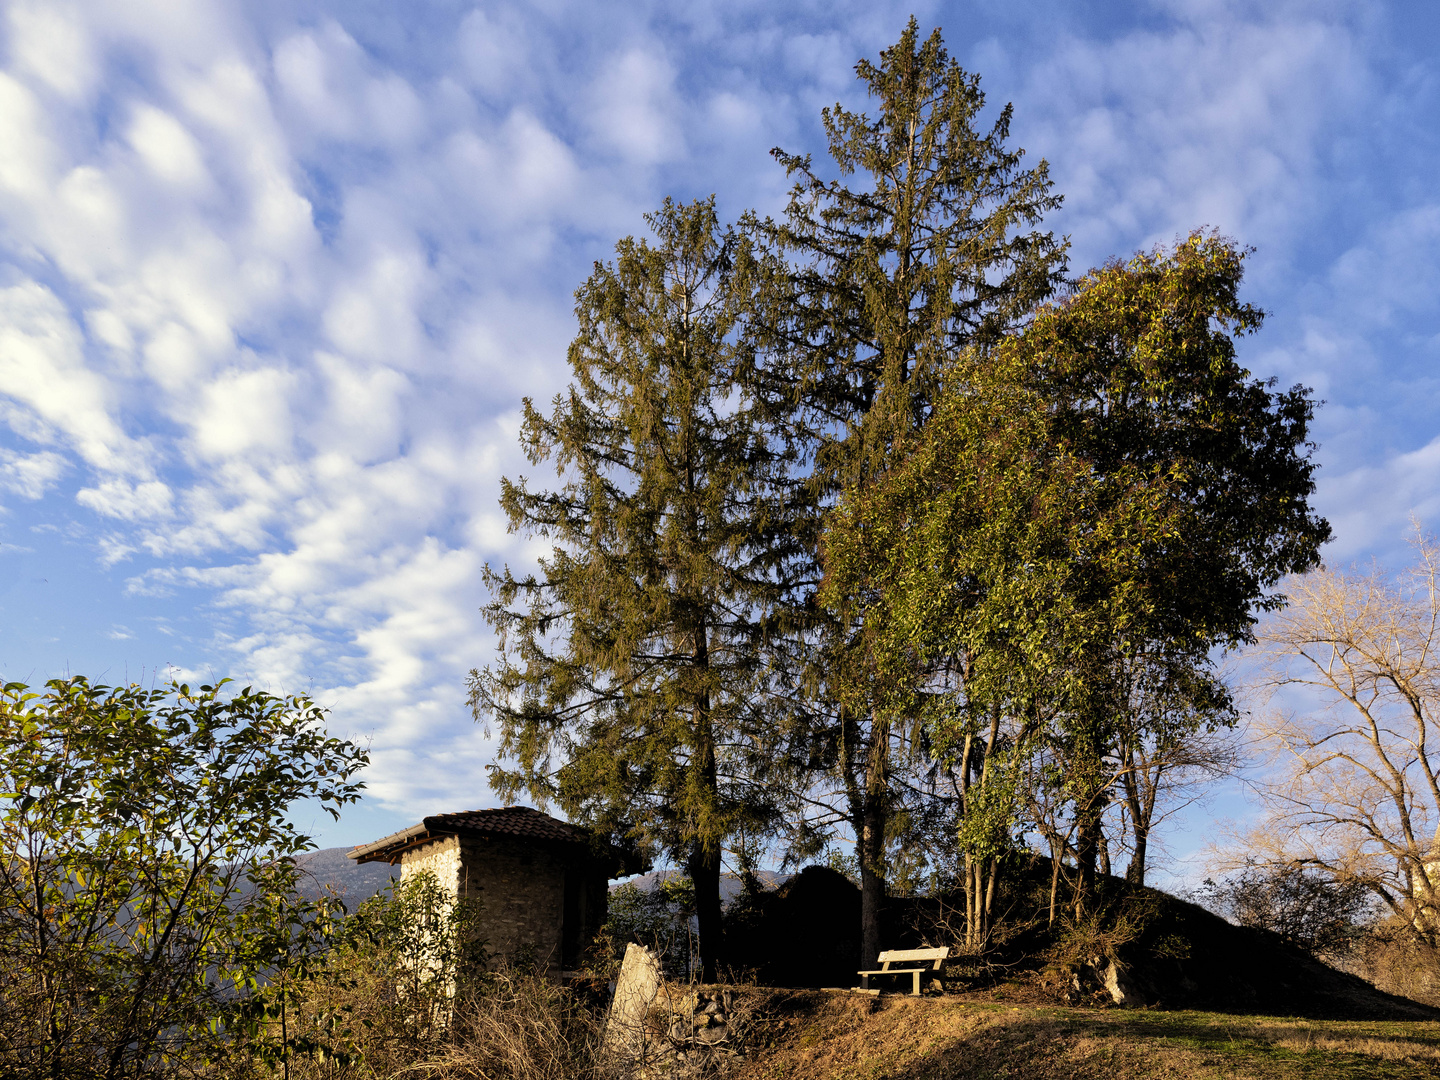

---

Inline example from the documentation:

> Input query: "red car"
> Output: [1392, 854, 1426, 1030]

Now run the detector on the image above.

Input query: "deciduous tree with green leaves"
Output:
[0, 676, 367, 1080]
[469, 197, 806, 981]
[747, 18, 1068, 964]
[824, 233, 1329, 925]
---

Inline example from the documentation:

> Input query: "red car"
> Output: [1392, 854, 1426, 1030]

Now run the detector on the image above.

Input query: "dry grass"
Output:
[728, 989, 1440, 1080]
[1255, 1023, 1440, 1061]
[387, 972, 613, 1080]
[218, 967, 613, 1080]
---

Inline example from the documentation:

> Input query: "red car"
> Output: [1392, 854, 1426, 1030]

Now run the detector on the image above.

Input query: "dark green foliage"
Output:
[469, 197, 805, 981]
[594, 876, 698, 979]
[829, 234, 1328, 720]
[0, 677, 367, 1080]
[233, 870, 490, 1074]
[724, 867, 862, 988]
[752, 15, 1067, 491]
[231, 876, 608, 1080]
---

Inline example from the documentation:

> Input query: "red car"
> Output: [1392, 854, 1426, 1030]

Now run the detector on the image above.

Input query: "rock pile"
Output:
[641, 987, 743, 1076]
[1041, 954, 1162, 1007]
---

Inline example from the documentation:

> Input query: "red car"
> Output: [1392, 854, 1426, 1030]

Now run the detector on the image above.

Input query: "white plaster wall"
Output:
[401, 835, 462, 897]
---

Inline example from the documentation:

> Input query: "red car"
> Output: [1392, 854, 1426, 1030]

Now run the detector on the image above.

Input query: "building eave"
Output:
[348, 823, 437, 865]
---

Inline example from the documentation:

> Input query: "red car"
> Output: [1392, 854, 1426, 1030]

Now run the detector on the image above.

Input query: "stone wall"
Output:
[605, 944, 746, 1077]
[399, 834, 461, 894]
[459, 835, 568, 975]
[399, 834, 572, 977]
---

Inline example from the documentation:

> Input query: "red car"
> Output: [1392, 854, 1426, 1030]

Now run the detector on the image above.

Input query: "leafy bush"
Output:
[593, 876, 698, 979]
[227, 869, 489, 1076]
[0, 677, 366, 1080]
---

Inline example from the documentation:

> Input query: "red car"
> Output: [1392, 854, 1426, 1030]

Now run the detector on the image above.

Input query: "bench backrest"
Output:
[875, 947, 949, 971]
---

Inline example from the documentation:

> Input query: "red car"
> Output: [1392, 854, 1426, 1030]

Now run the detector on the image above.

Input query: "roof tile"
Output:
[421, 806, 590, 845]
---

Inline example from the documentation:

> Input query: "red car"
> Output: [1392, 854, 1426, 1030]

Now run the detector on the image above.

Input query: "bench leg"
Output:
[911, 970, 921, 997]
[861, 974, 870, 991]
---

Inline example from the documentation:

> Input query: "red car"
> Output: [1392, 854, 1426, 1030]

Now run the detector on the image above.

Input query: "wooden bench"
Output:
[856, 947, 950, 996]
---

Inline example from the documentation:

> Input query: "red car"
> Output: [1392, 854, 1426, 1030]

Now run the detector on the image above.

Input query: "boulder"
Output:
[1101, 960, 1148, 1007]
[604, 943, 663, 1053]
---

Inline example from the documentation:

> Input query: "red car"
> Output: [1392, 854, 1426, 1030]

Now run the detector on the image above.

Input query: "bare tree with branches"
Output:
[1251, 531, 1440, 945]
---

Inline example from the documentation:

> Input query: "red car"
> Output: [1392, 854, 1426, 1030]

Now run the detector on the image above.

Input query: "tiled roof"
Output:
[422, 806, 591, 845]
[347, 805, 596, 865]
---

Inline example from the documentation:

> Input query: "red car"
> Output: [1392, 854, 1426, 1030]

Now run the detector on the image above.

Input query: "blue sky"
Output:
[1, 0, 1438, 880]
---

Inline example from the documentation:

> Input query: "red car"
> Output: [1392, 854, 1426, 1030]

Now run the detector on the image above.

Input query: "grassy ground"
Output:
[728, 990, 1440, 1080]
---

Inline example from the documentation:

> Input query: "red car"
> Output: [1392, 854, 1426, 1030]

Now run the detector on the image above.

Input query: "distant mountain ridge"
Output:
[618, 869, 790, 904]
[295, 846, 398, 903]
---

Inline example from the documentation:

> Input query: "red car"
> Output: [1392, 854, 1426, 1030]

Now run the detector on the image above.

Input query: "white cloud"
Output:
[457, 8, 532, 100]
[273, 22, 426, 149]
[0, 71, 59, 200]
[76, 478, 173, 521]
[128, 105, 210, 189]
[0, 282, 144, 474]
[192, 365, 296, 461]
[321, 246, 427, 364]
[97, 534, 137, 566]
[0, 447, 65, 499]
[586, 47, 683, 165]
[4, 2, 96, 102]
[0, 0, 1429, 847]
[1017, 10, 1368, 266]
[312, 351, 407, 463]
[1326, 204, 1440, 327]
[1316, 431, 1440, 563]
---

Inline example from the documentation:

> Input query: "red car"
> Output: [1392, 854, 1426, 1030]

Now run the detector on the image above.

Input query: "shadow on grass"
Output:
[877, 1006, 1440, 1080]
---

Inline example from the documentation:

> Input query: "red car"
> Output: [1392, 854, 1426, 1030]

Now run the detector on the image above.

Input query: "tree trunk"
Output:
[1118, 727, 1151, 886]
[858, 710, 890, 967]
[964, 702, 1004, 947]
[983, 856, 998, 929]
[688, 842, 724, 982]
[683, 601, 728, 983]
[859, 800, 886, 968]
[1126, 821, 1149, 885]
[1071, 729, 1107, 918]
[1073, 806, 1100, 918]
[1048, 841, 1062, 925]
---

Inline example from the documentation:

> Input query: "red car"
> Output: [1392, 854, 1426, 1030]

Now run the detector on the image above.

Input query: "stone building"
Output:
[348, 806, 623, 976]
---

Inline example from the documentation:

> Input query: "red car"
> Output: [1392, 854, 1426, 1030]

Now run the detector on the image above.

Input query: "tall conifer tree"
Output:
[470, 198, 804, 981]
[748, 19, 1068, 964]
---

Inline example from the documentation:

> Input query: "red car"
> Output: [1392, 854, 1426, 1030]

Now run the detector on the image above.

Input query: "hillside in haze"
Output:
[295, 847, 398, 903]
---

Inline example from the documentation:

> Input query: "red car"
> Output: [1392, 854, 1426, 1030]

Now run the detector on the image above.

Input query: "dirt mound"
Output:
[725, 866, 861, 987]
[725, 858, 1436, 1019]
[1088, 886, 1436, 1019]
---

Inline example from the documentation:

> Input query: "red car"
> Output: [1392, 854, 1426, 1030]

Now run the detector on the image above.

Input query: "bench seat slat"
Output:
[876, 948, 948, 964]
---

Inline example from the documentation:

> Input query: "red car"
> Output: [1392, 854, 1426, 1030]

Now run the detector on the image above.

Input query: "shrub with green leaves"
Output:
[0, 677, 367, 1080]
[594, 876, 697, 979]
[232, 870, 490, 1078]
